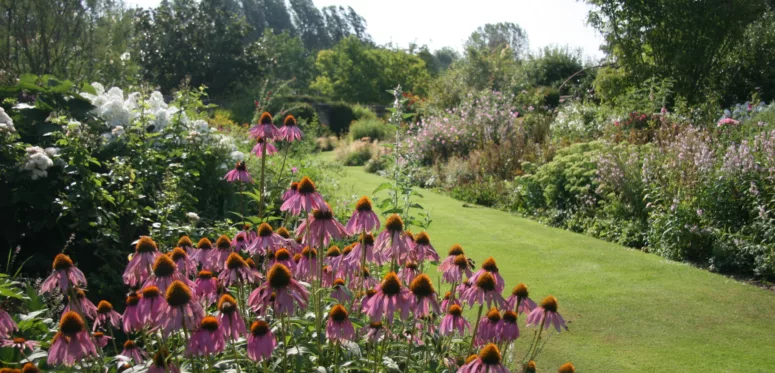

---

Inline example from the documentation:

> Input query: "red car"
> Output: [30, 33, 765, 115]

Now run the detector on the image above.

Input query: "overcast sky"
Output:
[124, 0, 605, 60]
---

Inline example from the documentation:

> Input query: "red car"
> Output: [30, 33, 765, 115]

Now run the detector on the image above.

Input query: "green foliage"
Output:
[335, 140, 379, 166]
[518, 46, 586, 94]
[350, 104, 378, 121]
[465, 22, 529, 60]
[348, 119, 392, 141]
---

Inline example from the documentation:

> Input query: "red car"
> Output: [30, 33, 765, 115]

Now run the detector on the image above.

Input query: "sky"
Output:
[124, 0, 605, 60]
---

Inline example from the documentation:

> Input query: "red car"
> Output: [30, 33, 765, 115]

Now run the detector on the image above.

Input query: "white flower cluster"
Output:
[0, 107, 14, 134]
[81, 83, 179, 132]
[23, 146, 58, 179]
[185, 212, 200, 221]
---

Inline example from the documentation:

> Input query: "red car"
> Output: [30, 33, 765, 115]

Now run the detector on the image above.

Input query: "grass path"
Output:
[321, 154, 775, 372]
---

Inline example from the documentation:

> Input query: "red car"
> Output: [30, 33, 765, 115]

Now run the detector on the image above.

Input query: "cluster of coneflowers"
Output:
[1, 112, 575, 372]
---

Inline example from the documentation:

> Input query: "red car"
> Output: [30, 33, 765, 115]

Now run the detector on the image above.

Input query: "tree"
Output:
[260, 29, 314, 88]
[519, 46, 585, 94]
[586, 0, 768, 103]
[465, 22, 529, 60]
[289, 0, 331, 51]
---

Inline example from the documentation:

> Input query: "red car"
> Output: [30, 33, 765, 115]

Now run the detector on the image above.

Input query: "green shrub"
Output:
[326, 102, 356, 135]
[349, 119, 393, 141]
[335, 140, 379, 166]
[351, 104, 378, 121]
[450, 181, 501, 207]
[364, 155, 389, 173]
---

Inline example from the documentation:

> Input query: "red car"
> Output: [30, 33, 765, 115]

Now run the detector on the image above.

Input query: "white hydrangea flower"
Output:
[186, 212, 200, 221]
[230, 151, 244, 161]
[23, 146, 54, 179]
[112, 126, 125, 136]
[91, 82, 105, 96]
[120, 52, 131, 62]
[0, 107, 14, 134]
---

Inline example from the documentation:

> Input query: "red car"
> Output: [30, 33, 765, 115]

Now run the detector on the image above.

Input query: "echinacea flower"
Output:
[247, 223, 285, 256]
[364, 272, 411, 323]
[506, 283, 536, 316]
[347, 233, 384, 268]
[475, 307, 502, 346]
[331, 278, 351, 304]
[220, 253, 260, 287]
[169, 247, 197, 277]
[1, 337, 39, 352]
[0, 308, 18, 338]
[270, 248, 296, 272]
[210, 235, 235, 272]
[458, 343, 510, 373]
[92, 332, 111, 348]
[149, 348, 179, 373]
[217, 294, 246, 341]
[279, 114, 302, 142]
[247, 320, 276, 362]
[439, 304, 469, 336]
[443, 254, 473, 284]
[249, 112, 280, 139]
[296, 246, 317, 281]
[399, 261, 419, 284]
[123, 237, 161, 287]
[159, 281, 205, 335]
[469, 257, 505, 293]
[438, 244, 465, 273]
[440, 291, 460, 312]
[523, 361, 537, 373]
[143, 254, 195, 295]
[376, 215, 411, 264]
[248, 263, 309, 316]
[326, 304, 355, 342]
[363, 321, 385, 343]
[120, 340, 146, 364]
[252, 137, 277, 157]
[192, 238, 214, 269]
[64, 289, 97, 320]
[186, 316, 225, 356]
[47, 311, 98, 366]
[325, 245, 343, 274]
[281, 176, 327, 215]
[282, 182, 299, 202]
[526, 296, 568, 333]
[177, 236, 194, 253]
[558, 362, 576, 373]
[232, 232, 250, 252]
[461, 272, 506, 309]
[21, 363, 40, 373]
[408, 274, 440, 317]
[138, 286, 164, 327]
[500, 310, 519, 343]
[224, 161, 253, 183]
[194, 271, 218, 305]
[345, 196, 380, 235]
[296, 207, 347, 247]
[122, 292, 143, 332]
[41, 254, 87, 294]
[93, 301, 122, 331]
[412, 232, 439, 263]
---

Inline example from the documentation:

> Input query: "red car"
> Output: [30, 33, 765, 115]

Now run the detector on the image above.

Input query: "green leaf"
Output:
[372, 182, 393, 194]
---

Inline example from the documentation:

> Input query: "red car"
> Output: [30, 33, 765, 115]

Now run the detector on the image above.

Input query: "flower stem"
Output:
[281, 313, 290, 373]
[468, 304, 484, 355]
[230, 335, 243, 373]
[107, 325, 119, 355]
[258, 141, 267, 219]
[526, 316, 546, 362]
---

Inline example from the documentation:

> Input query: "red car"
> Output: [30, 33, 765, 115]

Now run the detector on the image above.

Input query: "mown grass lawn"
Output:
[317, 153, 775, 372]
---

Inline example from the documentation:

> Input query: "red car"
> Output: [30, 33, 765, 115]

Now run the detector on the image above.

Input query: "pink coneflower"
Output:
[149, 348, 179, 373]
[276, 227, 301, 253]
[363, 321, 386, 343]
[469, 258, 506, 293]
[64, 289, 97, 320]
[461, 272, 506, 309]
[159, 281, 205, 335]
[506, 283, 536, 316]
[194, 271, 217, 305]
[177, 236, 195, 254]
[0, 307, 18, 338]
[224, 161, 253, 183]
[123, 237, 161, 287]
[333, 244, 358, 280]
[282, 182, 299, 202]
[192, 238, 214, 269]
[220, 253, 260, 287]
[717, 117, 740, 127]
[345, 196, 380, 235]
[248, 263, 309, 316]
[296, 207, 347, 248]
[21, 363, 41, 373]
[169, 247, 197, 277]
[296, 247, 317, 281]
[526, 296, 568, 333]
[439, 305, 469, 336]
[500, 310, 519, 343]
[217, 294, 246, 341]
[354, 268, 378, 294]
[1, 337, 39, 352]
[252, 137, 278, 157]
[376, 215, 411, 264]
[41, 254, 87, 294]
[47, 311, 98, 366]
[143, 254, 195, 295]
[408, 274, 440, 318]
[326, 304, 355, 342]
[364, 272, 411, 323]
[475, 307, 502, 346]
[558, 362, 576, 373]
[279, 114, 303, 142]
[321, 265, 335, 287]
[93, 301, 121, 331]
[122, 292, 142, 332]
[399, 261, 419, 284]
[458, 343, 510, 373]
[443, 254, 473, 284]
[210, 235, 234, 272]
[250, 112, 280, 139]
[247, 223, 285, 256]
[281, 177, 327, 215]
[331, 279, 351, 304]
[270, 248, 296, 272]
[348, 233, 384, 267]
[247, 320, 276, 362]
[120, 340, 146, 364]
[232, 232, 250, 252]
[412, 232, 439, 263]
[138, 286, 164, 327]
[186, 316, 225, 356]
[92, 331, 111, 348]
[438, 244, 464, 274]
[325, 245, 343, 274]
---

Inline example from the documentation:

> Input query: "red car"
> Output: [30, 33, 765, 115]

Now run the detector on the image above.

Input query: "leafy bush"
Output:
[348, 118, 393, 141]
[335, 140, 381, 166]
[351, 103, 378, 120]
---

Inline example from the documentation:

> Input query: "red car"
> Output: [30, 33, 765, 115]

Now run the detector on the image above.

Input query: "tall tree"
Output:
[465, 22, 529, 60]
[289, 0, 330, 50]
